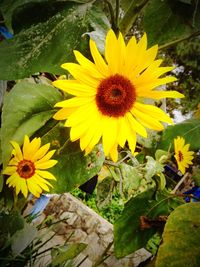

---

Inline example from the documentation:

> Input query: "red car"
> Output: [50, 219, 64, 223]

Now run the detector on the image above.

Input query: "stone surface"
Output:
[34, 193, 151, 266]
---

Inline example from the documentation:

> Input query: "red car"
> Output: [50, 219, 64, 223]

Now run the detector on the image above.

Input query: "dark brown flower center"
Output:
[17, 159, 35, 179]
[178, 151, 184, 162]
[96, 74, 136, 117]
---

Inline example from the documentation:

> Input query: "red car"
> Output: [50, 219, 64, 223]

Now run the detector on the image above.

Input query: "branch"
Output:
[159, 30, 200, 51]
[119, 0, 150, 36]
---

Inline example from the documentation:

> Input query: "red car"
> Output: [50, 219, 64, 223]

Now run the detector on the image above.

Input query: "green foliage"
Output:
[0, 210, 86, 267]
[51, 243, 87, 267]
[146, 232, 162, 256]
[158, 118, 200, 151]
[114, 189, 156, 258]
[156, 203, 200, 267]
[11, 223, 37, 256]
[0, 1, 110, 80]
[1, 81, 62, 167]
[114, 189, 184, 258]
[143, 0, 200, 46]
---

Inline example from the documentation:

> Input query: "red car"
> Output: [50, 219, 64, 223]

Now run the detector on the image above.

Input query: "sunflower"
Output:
[174, 136, 194, 174]
[53, 29, 184, 162]
[3, 135, 57, 198]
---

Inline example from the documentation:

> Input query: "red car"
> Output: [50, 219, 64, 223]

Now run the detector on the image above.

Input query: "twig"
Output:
[76, 255, 89, 267]
[92, 241, 113, 267]
[159, 31, 200, 50]
[171, 172, 189, 194]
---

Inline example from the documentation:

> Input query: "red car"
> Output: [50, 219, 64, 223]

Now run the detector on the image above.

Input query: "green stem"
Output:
[159, 30, 200, 50]
[115, 0, 120, 34]
[104, 0, 117, 34]
[119, 0, 150, 36]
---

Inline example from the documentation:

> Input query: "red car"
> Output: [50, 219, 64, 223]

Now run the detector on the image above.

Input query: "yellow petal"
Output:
[80, 116, 101, 151]
[6, 172, 18, 185]
[36, 150, 56, 164]
[134, 102, 173, 124]
[35, 170, 56, 180]
[89, 39, 108, 77]
[10, 141, 23, 161]
[27, 179, 42, 198]
[84, 117, 103, 154]
[52, 80, 96, 97]
[61, 63, 99, 87]
[23, 137, 41, 160]
[131, 107, 164, 131]
[32, 143, 50, 161]
[3, 166, 17, 175]
[74, 50, 102, 78]
[126, 112, 147, 137]
[105, 29, 119, 74]
[65, 102, 97, 127]
[53, 107, 76, 120]
[20, 179, 28, 198]
[131, 44, 158, 77]
[109, 144, 118, 162]
[140, 90, 184, 99]
[35, 160, 57, 169]
[117, 117, 128, 148]
[54, 96, 94, 108]
[102, 117, 118, 156]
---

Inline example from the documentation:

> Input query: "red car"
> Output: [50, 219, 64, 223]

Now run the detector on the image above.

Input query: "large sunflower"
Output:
[3, 135, 57, 198]
[174, 136, 194, 175]
[53, 29, 184, 161]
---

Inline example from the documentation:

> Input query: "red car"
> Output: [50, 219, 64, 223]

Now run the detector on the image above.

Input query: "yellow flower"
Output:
[53, 29, 184, 162]
[174, 136, 194, 174]
[3, 135, 57, 198]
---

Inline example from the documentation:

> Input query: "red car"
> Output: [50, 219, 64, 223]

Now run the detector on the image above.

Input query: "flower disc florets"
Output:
[96, 74, 136, 117]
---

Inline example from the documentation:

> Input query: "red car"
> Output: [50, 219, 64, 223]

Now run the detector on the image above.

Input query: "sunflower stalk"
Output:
[159, 30, 200, 50]
[171, 172, 190, 194]
[104, 0, 117, 34]
[119, 0, 150, 36]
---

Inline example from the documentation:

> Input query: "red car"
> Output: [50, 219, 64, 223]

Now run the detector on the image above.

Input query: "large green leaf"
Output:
[1, 81, 62, 167]
[156, 202, 200, 267]
[114, 189, 183, 258]
[143, 0, 200, 46]
[158, 118, 200, 151]
[40, 122, 105, 193]
[51, 243, 87, 266]
[0, 2, 109, 80]
[114, 189, 156, 258]
[0, 0, 93, 31]
[11, 223, 37, 256]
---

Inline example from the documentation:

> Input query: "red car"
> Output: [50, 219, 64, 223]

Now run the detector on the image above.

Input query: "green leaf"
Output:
[120, 163, 142, 199]
[145, 156, 164, 181]
[51, 243, 87, 267]
[11, 223, 37, 256]
[0, 211, 24, 236]
[0, 0, 93, 31]
[114, 189, 156, 258]
[85, 3, 111, 53]
[156, 203, 200, 267]
[114, 189, 183, 258]
[158, 118, 200, 151]
[97, 176, 114, 209]
[0, 2, 110, 80]
[1, 81, 62, 167]
[40, 122, 105, 193]
[143, 0, 199, 46]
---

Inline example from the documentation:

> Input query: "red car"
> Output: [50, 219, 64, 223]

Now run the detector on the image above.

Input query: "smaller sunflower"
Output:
[174, 136, 194, 175]
[3, 135, 57, 198]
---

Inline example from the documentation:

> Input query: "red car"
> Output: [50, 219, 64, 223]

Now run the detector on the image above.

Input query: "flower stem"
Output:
[159, 30, 200, 50]
[171, 172, 189, 194]
[119, 0, 150, 36]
